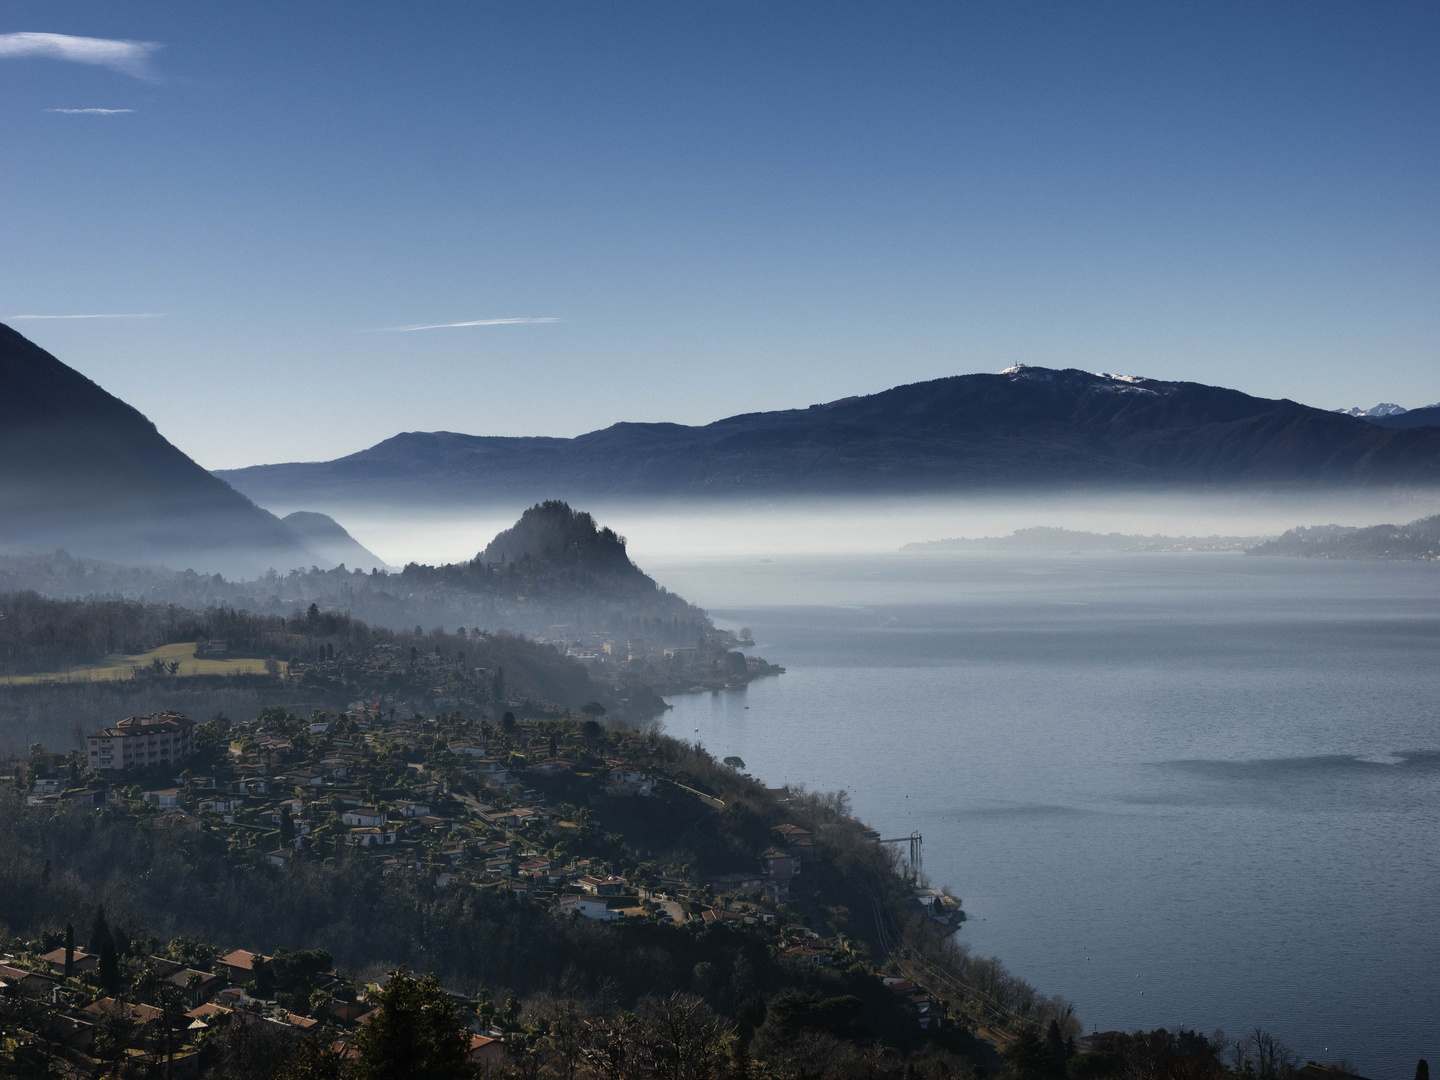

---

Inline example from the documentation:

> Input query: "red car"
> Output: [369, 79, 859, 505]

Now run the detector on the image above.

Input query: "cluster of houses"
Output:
[6, 703, 959, 1073]
[31, 708, 805, 919]
[0, 944, 504, 1077]
[138, 709, 678, 892]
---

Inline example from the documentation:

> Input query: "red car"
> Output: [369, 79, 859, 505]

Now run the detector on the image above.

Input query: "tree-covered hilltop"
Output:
[0, 502, 718, 647]
[393, 501, 714, 644]
[1248, 513, 1440, 561]
[476, 501, 637, 577]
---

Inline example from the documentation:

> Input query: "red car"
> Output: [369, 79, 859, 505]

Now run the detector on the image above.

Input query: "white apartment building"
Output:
[87, 711, 196, 772]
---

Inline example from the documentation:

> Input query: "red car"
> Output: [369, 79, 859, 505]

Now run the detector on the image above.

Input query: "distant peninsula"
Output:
[0, 502, 784, 742]
[1248, 513, 1440, 561]
[902, 526, 1271, 554]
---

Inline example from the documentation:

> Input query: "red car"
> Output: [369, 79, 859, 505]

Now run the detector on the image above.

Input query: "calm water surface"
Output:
[650, 553, 1439, 1079]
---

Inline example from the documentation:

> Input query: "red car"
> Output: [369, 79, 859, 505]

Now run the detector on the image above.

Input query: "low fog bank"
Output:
[322, 488, 1440, 567]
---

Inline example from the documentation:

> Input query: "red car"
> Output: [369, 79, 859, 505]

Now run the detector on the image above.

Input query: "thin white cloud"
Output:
[0, 32, 160, 80]
[5, 313, 163, 320]
[46, 107, 134, 114]
[375, 317, 563, 332]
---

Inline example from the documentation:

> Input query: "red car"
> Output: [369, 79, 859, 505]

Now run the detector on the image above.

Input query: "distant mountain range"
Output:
[902, 526, 1270, 554]
[0, 323, 370, 577]
[1336, 402, 1412, 418]
[218, 366, 1440, 510]
[1248, 514, 1440, 561]
[8, 315, 1440, 579]
[1359, 406, 1440, 430]
[1335, 401, 1440, 428]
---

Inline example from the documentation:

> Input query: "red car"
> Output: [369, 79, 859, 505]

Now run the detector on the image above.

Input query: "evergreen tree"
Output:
[276, 1033, 343, 1080]
[98, 936, 121, 995]
[1046, 1019, 1067, 1076]
[63, 923, 74, 978]
[1004, 1024, 1053, 1080]
[1416, 1061, 1429, 1080]
[280, 804, 295, 847]
[88, 905, 110, 956]
[352, 969, 468, 1080]
[251, 952, 276, 998]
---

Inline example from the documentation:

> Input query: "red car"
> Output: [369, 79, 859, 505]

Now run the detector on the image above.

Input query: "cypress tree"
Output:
[63, 923, 74, 978]
[280, 804, 296, 847]
[88, 905, 110, 956]
[1046, 1019, 1067, 1076]
[1416, 1061, 1429, 1080]
[98, 936, 121, 995]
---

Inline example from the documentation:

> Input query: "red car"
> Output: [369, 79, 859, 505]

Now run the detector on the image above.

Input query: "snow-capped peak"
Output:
[1336, 403, 1408, 417]
[994, 364, 1158, 395]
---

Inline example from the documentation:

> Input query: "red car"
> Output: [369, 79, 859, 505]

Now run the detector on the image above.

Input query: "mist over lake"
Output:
[652, 552, 1440, 1078]
[329, 488, 1440, 568]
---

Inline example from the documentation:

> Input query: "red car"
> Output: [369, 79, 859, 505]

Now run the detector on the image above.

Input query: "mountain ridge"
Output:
[0, 323, 324, 576]
[216, 366, 1440, 509]
[281, 511, 392, 572]
[1364, 405, 1440, 430]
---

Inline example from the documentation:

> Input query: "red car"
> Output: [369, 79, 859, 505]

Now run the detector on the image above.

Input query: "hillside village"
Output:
[0, 705, 993, 1079]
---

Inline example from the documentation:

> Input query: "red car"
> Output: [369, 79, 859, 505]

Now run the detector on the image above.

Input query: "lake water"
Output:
[650, 553, 1439, 1078]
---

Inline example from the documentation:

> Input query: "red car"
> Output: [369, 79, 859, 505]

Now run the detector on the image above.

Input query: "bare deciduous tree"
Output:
[1232, 1029, 1298, 1080]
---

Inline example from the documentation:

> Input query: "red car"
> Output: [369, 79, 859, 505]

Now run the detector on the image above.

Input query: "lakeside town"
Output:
[0, 703, 988, 1078]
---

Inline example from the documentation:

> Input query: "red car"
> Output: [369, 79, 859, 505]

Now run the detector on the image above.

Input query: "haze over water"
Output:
[651, 552, 1439, 1078]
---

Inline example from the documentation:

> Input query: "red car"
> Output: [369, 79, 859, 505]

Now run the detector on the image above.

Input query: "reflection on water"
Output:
[660, 554, 1440, 1077]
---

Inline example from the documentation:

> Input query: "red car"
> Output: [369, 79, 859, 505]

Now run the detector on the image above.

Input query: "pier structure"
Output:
[878, 832, 923, 879]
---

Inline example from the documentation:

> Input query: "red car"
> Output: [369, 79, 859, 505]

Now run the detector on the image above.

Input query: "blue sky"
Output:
[1, 2, 1437, 468]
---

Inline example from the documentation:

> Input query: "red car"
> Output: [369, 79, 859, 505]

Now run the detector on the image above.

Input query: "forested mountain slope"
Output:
[0, 323, 321, 576]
